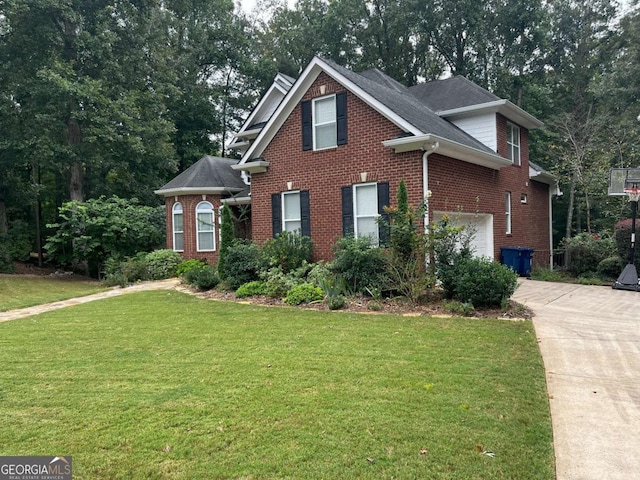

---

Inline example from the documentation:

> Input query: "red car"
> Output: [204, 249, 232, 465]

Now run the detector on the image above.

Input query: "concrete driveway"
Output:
[513, 279, 640, 480]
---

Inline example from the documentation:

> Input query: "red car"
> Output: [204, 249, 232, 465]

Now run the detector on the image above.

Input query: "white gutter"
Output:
[383, 134, 511, 170]
[154, 186, 243, 197]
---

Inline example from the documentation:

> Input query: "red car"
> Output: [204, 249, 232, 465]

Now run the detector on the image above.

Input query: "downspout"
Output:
[422, 142, 439, 228]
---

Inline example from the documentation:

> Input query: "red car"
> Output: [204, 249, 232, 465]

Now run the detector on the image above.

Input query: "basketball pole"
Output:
[613, 188, 639, 291]
[630, 198, 637, 265]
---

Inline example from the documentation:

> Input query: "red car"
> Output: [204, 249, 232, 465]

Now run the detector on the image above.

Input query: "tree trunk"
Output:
[0, 199, 8, 236]
[66, 118, 83, 202]
[585, 193, 591, 234]
[565, 173, 577, 240]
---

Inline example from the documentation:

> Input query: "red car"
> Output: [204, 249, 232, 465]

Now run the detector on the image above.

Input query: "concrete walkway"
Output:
[0, 278, 180, 322]
[513, 279, 640, 480]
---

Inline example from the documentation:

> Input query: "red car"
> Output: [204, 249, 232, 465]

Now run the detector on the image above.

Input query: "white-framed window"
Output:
[505, 192, 512, 234]
[354, 183, 379, 245]
[196, 201, 215, 251]
[507, 122, 521, 165]
[282, 191, 302, 233]
[313, 95, 337, 150]
[172, 202, 184, 252]
[521, 193, 528, 204]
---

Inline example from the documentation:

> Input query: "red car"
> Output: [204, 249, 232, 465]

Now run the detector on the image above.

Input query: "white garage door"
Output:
[432, 212, 494, 259]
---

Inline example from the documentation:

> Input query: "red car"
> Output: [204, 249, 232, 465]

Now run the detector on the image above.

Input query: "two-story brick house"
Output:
[157, 56, 559, 267]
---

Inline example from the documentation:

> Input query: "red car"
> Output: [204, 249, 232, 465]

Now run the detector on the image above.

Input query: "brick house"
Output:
[157, 57, 559, 267]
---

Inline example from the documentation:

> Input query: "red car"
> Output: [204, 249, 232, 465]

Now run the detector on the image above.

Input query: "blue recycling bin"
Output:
[500, 246, 534, 276]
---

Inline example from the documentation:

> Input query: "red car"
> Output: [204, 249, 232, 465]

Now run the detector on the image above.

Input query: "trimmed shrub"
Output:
[453, 257, 518, 308]
[262, 231, 313, 273]
[284, 283, 324, 305]
[327, 295, 346, 310]
[145, 249, 182, 280]
[597, 256, 625, 279]
[176, 259, 207, 277]
[219, 241, 263, 290]
[184, 265, 219, 290]
[563, 233, 617, 276]
[236, 281, 268, 298]
[330, 236, 388, 295]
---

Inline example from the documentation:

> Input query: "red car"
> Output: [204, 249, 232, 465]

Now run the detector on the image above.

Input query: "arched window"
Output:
[196, 201, 215, 251]
[172, 202, 184, 252]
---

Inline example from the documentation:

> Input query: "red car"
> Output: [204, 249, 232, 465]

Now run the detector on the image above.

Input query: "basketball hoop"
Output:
[624, 187, 640, 202]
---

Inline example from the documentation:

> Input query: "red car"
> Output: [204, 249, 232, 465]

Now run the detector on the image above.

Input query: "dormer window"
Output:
[507, 122, 521, 166]
[301, 92, 347, 151]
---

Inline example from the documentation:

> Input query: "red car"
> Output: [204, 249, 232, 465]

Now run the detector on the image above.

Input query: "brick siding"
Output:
[250, 73, 551, 266]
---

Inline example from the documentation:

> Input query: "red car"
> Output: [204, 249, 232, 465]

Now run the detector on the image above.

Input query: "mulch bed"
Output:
[187, 286, 533, 320]
[7, 261, 532, 320]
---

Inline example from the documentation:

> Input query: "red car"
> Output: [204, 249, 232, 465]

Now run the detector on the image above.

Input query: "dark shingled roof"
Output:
[322, 58, 495, 154]
[158, 156, 245, 192]
[408, 76, 500, 112]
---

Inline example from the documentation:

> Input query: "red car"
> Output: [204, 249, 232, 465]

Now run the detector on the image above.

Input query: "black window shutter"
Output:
[271, 193, 282, 237]
[377, 182, 390, 246]
[336, 92, 347, 146]
[301, 100, 312, 151]
[341, 186, 354, 237]
[300, 190, 311, 237]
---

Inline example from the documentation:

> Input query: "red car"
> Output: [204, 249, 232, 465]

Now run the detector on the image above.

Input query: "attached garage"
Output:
[432, 212, 494, 259]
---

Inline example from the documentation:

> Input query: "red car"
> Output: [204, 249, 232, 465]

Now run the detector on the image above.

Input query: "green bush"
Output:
[184, 265, 220, 291]
[219, 241, 263, 290]
[530, 266, 568, 282]
[443, 300, 475, 317]
[0, 246, 14, 273]
[431, 217, 474, 299]
[327, 295, 346, 310]
[259, 265, 308, 298]
[284, 283, 324, 305]
[330, 236, 388, 295]
[236, 281, 268, 298]
[262, 231, 313, 273]
[45, 196, 165, 276]
[305, 261, 331, 287]
[0, 220, 32, 262]
[102, 253, 149, 286]
[597, 256, 625, 279]
[563, 233, 617, 276]
[218, 205, 235, 280]
[176, 259, 207, 277]
[145, 249, 182, 280]
[453, 257, 518, 308]
[614, 222, 640, 271]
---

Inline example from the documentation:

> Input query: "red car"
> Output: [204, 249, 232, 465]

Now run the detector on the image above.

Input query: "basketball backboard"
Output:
[609, 168, 640, 196]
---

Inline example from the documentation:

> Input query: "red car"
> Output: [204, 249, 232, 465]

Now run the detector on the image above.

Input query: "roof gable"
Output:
[239, 56, 505, 166]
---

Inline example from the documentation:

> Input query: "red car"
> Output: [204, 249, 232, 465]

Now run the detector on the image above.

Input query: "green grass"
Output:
[0, 291, 554, 479]
[0, 276, 106, 311]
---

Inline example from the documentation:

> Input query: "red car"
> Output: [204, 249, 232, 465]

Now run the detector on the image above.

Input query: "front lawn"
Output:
[0, 291, 553, 479]
[0, 276, 106, 311]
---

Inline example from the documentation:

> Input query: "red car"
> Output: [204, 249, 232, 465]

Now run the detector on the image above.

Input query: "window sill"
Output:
[312, 145, 338, 152]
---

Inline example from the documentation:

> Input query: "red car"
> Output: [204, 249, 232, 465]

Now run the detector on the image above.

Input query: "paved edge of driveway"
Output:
[0, 278, 180, 322]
